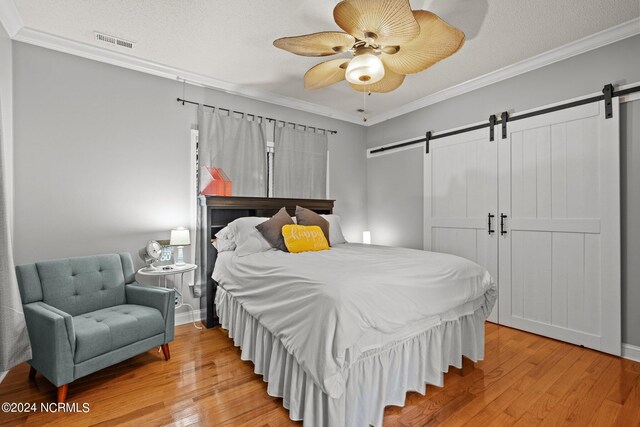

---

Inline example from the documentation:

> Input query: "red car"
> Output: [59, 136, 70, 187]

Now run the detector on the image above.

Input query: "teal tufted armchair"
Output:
[15, 253, 175, 403]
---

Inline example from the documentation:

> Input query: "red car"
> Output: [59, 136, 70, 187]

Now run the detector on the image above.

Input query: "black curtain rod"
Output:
[369, 83, 640, 155]
[176, 98, 338, 135]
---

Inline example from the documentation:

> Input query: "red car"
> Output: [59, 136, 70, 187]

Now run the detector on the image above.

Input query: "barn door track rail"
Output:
[369, 82, 640, 155]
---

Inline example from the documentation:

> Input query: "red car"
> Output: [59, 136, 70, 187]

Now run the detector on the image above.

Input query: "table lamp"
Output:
[170, 227, 190, 266]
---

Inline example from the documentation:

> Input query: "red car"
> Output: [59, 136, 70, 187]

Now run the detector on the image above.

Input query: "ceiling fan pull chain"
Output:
[363, 87, 368, 122]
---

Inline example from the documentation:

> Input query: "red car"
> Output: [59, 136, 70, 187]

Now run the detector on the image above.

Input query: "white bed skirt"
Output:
[215, 286, 494, 427]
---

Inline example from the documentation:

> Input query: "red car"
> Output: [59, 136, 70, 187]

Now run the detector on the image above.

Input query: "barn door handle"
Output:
[487, 213, 495, 234]
[500, 214, 508, 235]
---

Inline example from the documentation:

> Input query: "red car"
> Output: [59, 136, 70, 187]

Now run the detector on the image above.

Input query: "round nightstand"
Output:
[137, 263, 201, 329]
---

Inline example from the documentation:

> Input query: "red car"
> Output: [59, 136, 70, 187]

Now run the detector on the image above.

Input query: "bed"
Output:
[206, 199, 496, 426]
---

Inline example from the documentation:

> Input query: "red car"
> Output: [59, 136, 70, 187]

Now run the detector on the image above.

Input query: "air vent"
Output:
[94, 32, 135, 49]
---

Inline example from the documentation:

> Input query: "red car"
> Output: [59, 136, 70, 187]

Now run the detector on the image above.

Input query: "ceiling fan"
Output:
[273, 0, 465, 93]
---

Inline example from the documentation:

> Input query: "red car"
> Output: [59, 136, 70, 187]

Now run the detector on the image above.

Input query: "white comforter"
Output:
[212, 243, 495, 399]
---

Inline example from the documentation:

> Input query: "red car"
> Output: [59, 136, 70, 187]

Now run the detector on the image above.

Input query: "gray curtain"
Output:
[0, 103, 31, 380]
[195, 107, 267, 295]
[274, 126, 328, 198]
[197, 107, 267, 197]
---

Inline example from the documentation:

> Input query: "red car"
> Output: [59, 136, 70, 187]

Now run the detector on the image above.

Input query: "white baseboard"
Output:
[175, 308, 203, 326]
[622, 343, 640, 362]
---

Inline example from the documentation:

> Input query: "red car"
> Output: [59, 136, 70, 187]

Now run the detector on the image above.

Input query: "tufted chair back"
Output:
[16, 253, 136, 316]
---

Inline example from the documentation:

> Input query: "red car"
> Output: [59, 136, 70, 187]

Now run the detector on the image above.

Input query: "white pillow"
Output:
[321, 214, 347, 244]
[216, 226, 234, 241]
[227, 217, 274, 257]
[214, 226, 236, 252]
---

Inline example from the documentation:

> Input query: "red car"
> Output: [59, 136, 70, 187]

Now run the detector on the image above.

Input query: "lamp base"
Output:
[175, 246, 185, 266]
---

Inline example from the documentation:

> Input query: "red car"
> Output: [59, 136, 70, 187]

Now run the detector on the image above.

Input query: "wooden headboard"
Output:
[201, 196, 335, 328]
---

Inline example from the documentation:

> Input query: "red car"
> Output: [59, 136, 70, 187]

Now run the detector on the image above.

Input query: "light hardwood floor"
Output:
[1, 322, 640, 426]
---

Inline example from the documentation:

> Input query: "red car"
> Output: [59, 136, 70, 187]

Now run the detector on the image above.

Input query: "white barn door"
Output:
[424, 127, 499, 322]
[498, 99, 621, 355]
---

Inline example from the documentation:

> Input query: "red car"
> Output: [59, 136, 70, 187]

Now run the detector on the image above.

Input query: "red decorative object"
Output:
[200, 167, 232, 196]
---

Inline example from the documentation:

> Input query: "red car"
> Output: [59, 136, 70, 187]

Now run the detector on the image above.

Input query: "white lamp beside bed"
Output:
[170, 227, 190, 266]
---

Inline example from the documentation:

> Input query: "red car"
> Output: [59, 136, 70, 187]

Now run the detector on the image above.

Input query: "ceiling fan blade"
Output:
[381, 11, 465, 75]
[333, 0, 420, 46]
[349, 64, 405, 93]
[274, 32, 356, 57]
[304, 59, 350, 90]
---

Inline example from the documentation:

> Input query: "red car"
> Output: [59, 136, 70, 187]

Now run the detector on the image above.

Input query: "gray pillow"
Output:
[295, 206, 331, 245]
[256, 207, 294, 252]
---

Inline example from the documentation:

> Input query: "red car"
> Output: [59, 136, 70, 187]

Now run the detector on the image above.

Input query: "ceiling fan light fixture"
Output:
[274, 1, 465, 93]
[345, 49, 385, 85]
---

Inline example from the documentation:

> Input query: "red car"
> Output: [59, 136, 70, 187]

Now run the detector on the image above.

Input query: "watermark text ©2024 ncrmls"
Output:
[1, 401, 90, 413]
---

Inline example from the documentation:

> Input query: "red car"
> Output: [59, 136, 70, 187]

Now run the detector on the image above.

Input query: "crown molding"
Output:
[0, 0, 23, 37]
[1, 0, 638, 128]
[366, 17, 640, 126]
[8, 27, 364, 126]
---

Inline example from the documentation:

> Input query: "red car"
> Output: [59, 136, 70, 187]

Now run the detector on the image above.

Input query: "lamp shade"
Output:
[170, 227, 191, 246]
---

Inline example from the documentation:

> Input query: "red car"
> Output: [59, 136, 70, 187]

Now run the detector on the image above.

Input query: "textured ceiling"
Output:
[13, 0, 640, 120]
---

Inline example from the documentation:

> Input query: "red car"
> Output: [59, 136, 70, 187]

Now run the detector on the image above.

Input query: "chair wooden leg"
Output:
[57, 384, 68, 403]
[28, 366, 37, 381]
[161, 343, 171, 361]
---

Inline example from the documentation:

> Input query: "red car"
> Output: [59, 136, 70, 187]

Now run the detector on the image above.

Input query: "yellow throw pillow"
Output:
[282, 224, 329, 253]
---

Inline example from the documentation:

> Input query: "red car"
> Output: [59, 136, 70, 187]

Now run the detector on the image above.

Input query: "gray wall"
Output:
[365, 34, 640, 346]
[9, 32, 640, 344]
[12, 42, 368, 311]
[367, 147, 423, 249]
